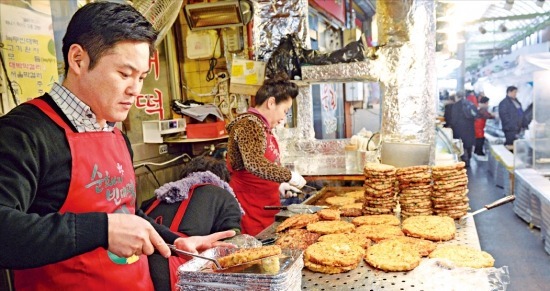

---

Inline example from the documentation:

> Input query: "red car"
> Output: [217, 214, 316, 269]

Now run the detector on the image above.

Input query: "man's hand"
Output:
[173, 230, 236, 255]
[107, 213, 171, 258]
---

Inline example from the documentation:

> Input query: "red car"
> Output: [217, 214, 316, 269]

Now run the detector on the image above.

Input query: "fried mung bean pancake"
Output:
[384, 236, 436, 256]
[340, 202, 364, 216]
[352, 214, 400, 226]
[344, 190, 366, 202]
[429, 245, 495, 268]
[401, 215, 456, 241]
[304, 258, 359, 274]
[306, 220, 356, 234]
[326, 196, 356, 207]
[317, 208, 341, 220]
[276, 213, 319, 233]
[275, 229, 321, 250]
[217, 245, 282, 268]
[355, 224, 404, 242]
[364, 239, 421, 272]
[304, 241, 364, 267]
[318, 233, 371, 249]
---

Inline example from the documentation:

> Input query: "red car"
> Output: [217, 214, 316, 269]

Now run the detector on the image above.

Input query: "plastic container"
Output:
[345, 144, 358, 172]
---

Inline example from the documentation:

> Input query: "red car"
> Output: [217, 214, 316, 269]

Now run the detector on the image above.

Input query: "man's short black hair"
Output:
[62, 2, 158, 75]
[506, 86, 518, 93]
[479, 96, 490, 104]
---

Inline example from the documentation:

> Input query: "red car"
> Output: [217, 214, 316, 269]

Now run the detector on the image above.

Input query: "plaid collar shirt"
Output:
[49, 83, 115, 132]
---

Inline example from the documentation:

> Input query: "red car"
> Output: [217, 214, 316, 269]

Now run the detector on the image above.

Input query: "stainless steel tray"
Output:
[177, 247, 303, 291]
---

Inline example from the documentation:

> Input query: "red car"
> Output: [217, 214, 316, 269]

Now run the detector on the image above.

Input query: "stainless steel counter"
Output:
[256, 216, 481, 290]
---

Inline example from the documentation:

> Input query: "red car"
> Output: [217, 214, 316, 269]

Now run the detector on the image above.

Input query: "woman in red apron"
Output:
[226, 73, 307, 236]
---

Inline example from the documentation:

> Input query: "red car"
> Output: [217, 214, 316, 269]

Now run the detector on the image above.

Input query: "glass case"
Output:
[515, 138, 550, 176]
[435, 126, 460, 164]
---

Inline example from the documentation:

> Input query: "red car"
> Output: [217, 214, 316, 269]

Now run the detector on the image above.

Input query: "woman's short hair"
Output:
[180, 156, 230, 182]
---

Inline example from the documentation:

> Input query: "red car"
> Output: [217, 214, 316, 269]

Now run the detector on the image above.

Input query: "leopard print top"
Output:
[226, 113, 291, 183]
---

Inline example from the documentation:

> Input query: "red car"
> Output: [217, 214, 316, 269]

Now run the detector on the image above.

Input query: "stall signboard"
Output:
[0, 3, 58, 108]
[229, 58, 266, 96]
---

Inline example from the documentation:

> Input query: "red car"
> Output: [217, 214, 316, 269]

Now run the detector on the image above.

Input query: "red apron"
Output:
[144, 184, 206, 291]
[14, 99, 153, 290]
[228, 119, 281, 236]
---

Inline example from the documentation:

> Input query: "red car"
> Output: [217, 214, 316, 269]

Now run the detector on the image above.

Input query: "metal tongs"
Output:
[458, 195, 515, 226]
[167, 244, 222, 269]
[264, 204, 328, 214]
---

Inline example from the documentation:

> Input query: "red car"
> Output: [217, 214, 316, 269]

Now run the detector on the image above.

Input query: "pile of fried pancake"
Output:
[396, 165, 433, 219]
[431, 162, 470, 219]
[362, 163, 398, 215]
[360, 162, 470, 219]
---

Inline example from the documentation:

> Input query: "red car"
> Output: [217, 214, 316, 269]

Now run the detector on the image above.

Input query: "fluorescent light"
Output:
[504, 0, 514, 10]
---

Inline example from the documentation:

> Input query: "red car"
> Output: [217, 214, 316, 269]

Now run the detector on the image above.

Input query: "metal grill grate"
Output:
[257, 216, 481, 290]
[299, 216, 480, 290]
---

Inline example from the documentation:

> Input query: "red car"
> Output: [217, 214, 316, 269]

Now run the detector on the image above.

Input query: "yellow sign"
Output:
[0, 3, 58, 103]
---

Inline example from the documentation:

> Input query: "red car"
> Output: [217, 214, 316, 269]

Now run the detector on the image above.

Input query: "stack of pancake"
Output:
[396, 165, 433, 220]
[431, 162, 469, 219]
[363, 163, 398, 215]
[304, 241, 365, 274]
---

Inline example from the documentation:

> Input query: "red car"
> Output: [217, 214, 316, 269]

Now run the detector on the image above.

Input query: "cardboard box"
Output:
[229, 58, 266, 96]
[186, 120, 227, 139]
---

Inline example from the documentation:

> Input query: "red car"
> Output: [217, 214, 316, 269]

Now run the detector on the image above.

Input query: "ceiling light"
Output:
[504, 0, 514, 10]
[479, 26, 487, 34]
[536, 0, 545, 8]
[184, 0, 253, 31]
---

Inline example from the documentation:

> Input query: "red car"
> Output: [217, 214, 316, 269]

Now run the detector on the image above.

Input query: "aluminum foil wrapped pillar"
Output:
[251, 0, 437, 168]
[251, 0, 309, 62]
[376, 0, 437, 157]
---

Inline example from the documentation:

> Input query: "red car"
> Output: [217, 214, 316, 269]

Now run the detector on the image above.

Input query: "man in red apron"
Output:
[226, 73, 307, 236]
[0, 3, 234, 290]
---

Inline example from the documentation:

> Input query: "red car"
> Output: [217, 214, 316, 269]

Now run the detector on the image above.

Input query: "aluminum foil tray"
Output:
[177, 247, 303, 291]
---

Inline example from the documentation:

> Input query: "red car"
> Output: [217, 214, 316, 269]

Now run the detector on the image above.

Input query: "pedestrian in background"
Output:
[474, 96, 494, 156]
[498, 86, 524, 147]
[451, 91, 478, 166]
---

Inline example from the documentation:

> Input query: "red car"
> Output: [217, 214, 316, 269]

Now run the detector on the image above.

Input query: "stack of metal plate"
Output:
[176, 247, 303, 291]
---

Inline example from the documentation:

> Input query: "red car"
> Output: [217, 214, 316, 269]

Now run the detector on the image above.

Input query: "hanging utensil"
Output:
[458, 195, 515, 226]
[264, 204, 328, 214]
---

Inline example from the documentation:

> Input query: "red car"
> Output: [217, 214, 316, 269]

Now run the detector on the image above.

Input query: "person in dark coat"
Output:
[443, 95, 455, 128]
[498, 86, 524, 146]
[451, 91, 478, 166]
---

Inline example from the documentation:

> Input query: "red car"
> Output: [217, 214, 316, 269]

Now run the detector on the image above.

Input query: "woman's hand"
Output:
[279, 182, 300, 198]
[289, 171, 306, 188]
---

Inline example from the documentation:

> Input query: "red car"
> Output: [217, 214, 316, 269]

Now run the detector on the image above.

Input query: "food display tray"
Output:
[177, 247, 304, 291]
